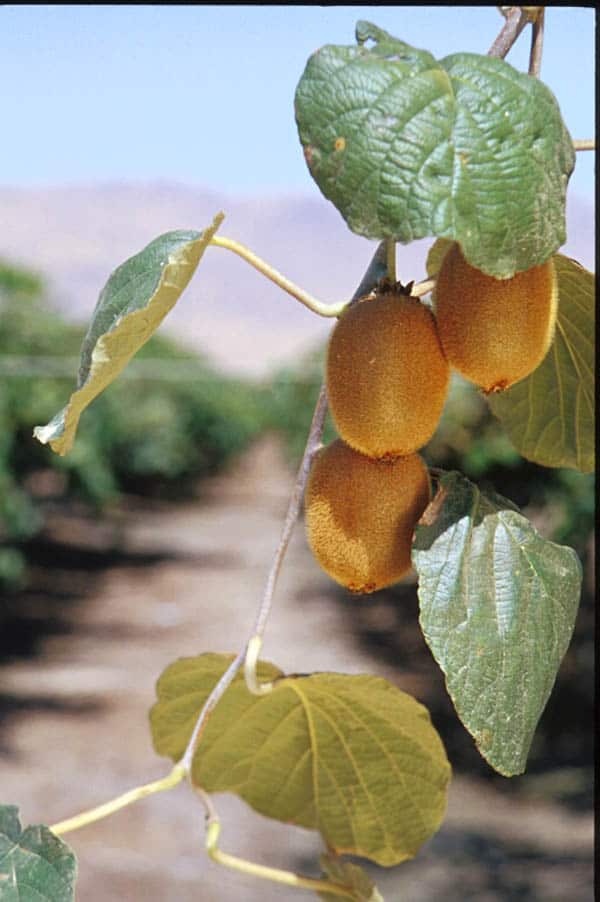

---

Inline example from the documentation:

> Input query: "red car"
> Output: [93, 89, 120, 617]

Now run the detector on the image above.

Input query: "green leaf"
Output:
[488, 256, 595, 473]
[150, 653, 451, 867]
[0, 805, 77, 902]
[412, 471, 582, 776]
[34, 214, 224, 455]
[318, 853, 383, 902]
[295, 22, 574, 277]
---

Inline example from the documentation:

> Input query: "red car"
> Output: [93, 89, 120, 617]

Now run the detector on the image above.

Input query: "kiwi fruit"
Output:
[434, 242, 558, 393]
[326, 292, 450, 459]
[305, 439, 431, 593]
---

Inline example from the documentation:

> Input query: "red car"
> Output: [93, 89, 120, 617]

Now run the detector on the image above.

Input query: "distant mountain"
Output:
[0, 182, 594, 376]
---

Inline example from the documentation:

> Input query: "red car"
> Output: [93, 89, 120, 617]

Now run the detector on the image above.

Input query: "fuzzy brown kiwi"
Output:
[434, 243, 558, 393]
[326, 293, 450, 459]
[305, 439, 431, 594]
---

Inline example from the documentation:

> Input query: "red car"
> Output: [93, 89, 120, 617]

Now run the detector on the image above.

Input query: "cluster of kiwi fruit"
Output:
[305, 242, 558, 595]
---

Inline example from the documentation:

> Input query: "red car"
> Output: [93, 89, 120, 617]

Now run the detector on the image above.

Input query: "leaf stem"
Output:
[488, 7, 531, 58]
[49, 763, 186, 836]
[210, 236, 347, 318]
[573, 139, 595, 151]
[205, 818, 355, 899]
[243, 241, 390, 696]
[528, 7, 545, 77]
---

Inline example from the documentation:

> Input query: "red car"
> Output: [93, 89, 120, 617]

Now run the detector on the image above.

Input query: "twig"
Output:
[528, 7, 545, 76]
[573, 139, 595, 152]
[244, 382, 328, 695]
[488, 7, 531, 58]
[210, 236, 347, 318]
[179, 650, 246, 774]
[254, 381, 328, 644]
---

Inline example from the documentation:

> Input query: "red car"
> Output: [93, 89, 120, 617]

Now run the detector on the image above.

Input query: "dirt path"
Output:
[1, 437, 593, 901]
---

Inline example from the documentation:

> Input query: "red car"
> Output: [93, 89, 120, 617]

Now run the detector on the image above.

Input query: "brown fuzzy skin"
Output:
[305, 439, 431, 594]
[327, 294, 450, 458]
[434, 243, 558, 393]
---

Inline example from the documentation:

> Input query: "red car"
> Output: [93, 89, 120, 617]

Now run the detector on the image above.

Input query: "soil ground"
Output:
[0, 437, 593, 901]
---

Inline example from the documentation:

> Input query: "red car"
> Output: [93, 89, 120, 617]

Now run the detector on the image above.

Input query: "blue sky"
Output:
[2, 5, 595, 200]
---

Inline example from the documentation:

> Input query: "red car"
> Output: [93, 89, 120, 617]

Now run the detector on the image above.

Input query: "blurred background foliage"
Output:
[0, 259, 265, 589]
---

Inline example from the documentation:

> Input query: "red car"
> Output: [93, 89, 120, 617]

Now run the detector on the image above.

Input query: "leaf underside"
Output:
[488, 255, 595, 473]
[34, 213, 224, 455]
[150, 653, 451, 866]
[412, 471, 582, 776]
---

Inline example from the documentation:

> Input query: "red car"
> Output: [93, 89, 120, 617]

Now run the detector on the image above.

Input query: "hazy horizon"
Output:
[0, 180, 594, 378]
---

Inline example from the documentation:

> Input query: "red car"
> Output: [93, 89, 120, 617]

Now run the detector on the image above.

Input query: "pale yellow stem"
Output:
[411, 276, 436, 298]
[205, 821, 355, 899]
[573, 139, 595, 151]
[50, 764, 186, 836]
[210, 236, 347, 317]
[244, 635, 275, 695]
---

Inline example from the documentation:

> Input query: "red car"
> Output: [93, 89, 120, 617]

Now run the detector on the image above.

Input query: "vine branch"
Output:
[179, 649, 246, 773]
[488, 7, 532, 58]
[244, 381, 328, 695]
[528, 7, 544, 76]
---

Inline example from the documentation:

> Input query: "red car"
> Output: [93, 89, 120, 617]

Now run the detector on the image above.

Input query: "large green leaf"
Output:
[295, 21, 574, 277]
[412, 471, 582, 776]
[34, 214, 223, 455]
[0, 805, 76, 902]
[150, 653, 450, 867]
[488, 255, 595, 473]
